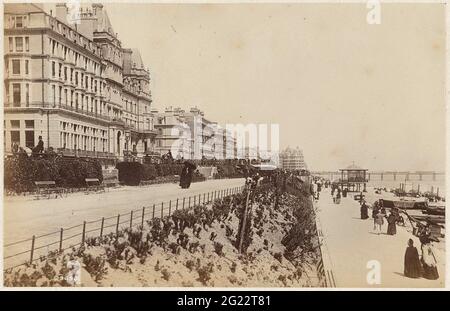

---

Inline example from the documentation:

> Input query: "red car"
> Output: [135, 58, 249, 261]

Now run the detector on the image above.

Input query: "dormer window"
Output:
[15, 16, 23, 28]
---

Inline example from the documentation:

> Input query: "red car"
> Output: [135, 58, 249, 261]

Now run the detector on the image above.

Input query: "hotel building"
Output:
[3, 3, 157, 162]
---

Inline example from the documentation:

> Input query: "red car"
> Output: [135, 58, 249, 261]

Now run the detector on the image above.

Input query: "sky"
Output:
[101, 3, 446, 171]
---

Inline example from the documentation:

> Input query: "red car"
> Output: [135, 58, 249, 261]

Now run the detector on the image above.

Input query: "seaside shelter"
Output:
[338, 163, 368, 192]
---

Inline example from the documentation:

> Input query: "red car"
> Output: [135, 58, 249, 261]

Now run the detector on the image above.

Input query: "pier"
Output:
[311, 171, 445, 182]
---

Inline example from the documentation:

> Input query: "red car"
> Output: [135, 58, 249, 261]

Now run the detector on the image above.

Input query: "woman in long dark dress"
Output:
[181, 161, 197, 189]
[179, 164, 189, 188]
[386, 212, 397, 235]
[404, 239, 422, 278]
[360, 201, 369, 219]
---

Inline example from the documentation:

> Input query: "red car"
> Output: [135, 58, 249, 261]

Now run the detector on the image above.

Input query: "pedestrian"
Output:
[421, 238, 439, 280]
[404, 238, 422, 278]
[179, 161, 196, 189]
[386, 212, 397, 235]
[335, 192, 341, 204]
[32, 136, 44, 154]
[374, 210, 384, 233]
[360, 201, 369, 219]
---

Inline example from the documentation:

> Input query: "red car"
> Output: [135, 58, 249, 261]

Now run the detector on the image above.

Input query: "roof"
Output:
[131, 49, 144, 69]
[339, 163, 368, 171]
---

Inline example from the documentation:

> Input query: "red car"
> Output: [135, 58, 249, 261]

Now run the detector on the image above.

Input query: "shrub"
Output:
[142, 164, 158, 181]
[4, 155, 103, 193]
[116, 162, 143, 185]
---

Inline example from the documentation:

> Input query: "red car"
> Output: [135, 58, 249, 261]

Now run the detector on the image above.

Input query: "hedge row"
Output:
[215, 164, 243, 179]
[116, 162, 185, 186]
[4, 155, 103, 193]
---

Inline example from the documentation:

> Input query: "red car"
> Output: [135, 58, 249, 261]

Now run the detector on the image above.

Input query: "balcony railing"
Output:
[56, 148, 115, 158]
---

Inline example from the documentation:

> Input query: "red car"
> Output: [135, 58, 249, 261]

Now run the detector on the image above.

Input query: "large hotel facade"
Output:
[4, 3, 156, 161]
[3, 3, 255, 164]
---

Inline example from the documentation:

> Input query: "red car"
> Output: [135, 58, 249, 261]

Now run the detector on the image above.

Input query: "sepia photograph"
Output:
[0, 0, 447, 290]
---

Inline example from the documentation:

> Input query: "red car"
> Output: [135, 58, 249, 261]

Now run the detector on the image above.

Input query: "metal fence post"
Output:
[183, 197, 185, 210]
[130, 211, 133, 228]
[82, 221, 86, 244]
[100, 217, 104, 237]
[176, 198, 179, 211]
[141, 207, 145, 227]
[59, 228, 63, 252]
[188, 196, 191, 208]
[168, 200, 172, 217]
[152, 204, 155, 219]
[161, 202, 164, 218]
[30, 235, 35, 264]
[194, 195, 196, 206]
[207, 192, 210, 202]
[116, 214, 120, 235]
[203, 193, 205, 204]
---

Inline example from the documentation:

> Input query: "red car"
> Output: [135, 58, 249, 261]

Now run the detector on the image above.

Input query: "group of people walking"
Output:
[404, 237, 439, 280]
[368, 201, 398, 236]
[360, 199, 440, 280]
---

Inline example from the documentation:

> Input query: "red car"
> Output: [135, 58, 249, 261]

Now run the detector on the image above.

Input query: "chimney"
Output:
[55, 3, 68, 24]
[92, 3, 103, 15]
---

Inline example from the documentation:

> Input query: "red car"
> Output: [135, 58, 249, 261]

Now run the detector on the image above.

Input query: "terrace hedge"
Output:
[4, 155, 103, 194]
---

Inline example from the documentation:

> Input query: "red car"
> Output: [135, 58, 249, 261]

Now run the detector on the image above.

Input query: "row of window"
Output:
[8, 36, 30, 53]
[49, 38, 101, 74]
[60, 121, 107, 138]
[51, 60, 104, 93]
[7, 130, 35, 149]
[60, 132, 107, 152]
[6, 83, 30, 106]
[7, 59, 30, 75]
[6, 120, 34, 129]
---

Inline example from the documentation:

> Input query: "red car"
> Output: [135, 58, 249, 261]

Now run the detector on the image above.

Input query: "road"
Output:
[316, 187, 445, 288]
[3, 178, 245, 269]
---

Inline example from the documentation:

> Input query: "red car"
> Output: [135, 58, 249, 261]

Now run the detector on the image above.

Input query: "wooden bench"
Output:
[102, 179, 119, 191]
[85, 178, 105, 194]
[34, 181, 65, 199]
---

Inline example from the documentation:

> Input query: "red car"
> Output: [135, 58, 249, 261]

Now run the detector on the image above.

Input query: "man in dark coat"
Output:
[32, 136, 44, 154]
[404, 239, 422, 278]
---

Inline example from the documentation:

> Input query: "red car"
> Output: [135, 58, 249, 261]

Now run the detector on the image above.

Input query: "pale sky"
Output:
[102, 3, 446, 171]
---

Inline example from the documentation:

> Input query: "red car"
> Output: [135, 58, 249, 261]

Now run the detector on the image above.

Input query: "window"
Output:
[15, 37, 23, 52]
[13, 83, 21, 106]
[15, 16, 23, 28]
[25, 131, 34, 148]
[52, 61, 55, 77]
[59, 86, 62, 105]
[25, 84, 29, 106]
[25, 37, 29, 51]
[11, 131, 20, 145]
[58, 63, 62, 78]
[25, 60, 29, 74]
[64, 67, 67, 81]
[12, 60, 20, 74]
[70, 68, 73, 82]
[25, 120, 34, 128]
[52, 85, 56, 105]
[9, 37, 13, 52]
[64, 89, 68, 105]
[11, 120, 20, 128]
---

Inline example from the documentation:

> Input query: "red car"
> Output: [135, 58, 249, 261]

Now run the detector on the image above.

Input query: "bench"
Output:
[85, 178, 105, 194]
[102, 179, 119, 191]
[34, 181, 65, 199]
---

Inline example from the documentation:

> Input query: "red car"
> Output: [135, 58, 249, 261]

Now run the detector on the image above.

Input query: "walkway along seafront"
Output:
[315, 187, 445, 288]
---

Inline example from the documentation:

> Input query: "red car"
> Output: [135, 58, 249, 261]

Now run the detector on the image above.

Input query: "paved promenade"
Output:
[316, 188, 445, 288]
